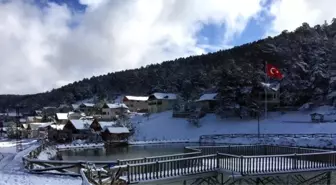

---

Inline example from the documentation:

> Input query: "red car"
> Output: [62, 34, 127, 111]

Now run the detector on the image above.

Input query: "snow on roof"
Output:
[22, 124, 29, 129]
[98, 121, 117, 129]
[56, 113, 68, 120]
[50, 124, 65, 130]
[82, 103, 95, 107]
[125, 96, 148, 101]
[72, 104, 79, 109]
[150, 93, 177, 100]
[196, 93, 218, 102]
[69, 119, 91, 130]
[19, 118, 26, 123]
[104, 126, 130, 134]
[29, 122, 53, 130]
[105, 103, 129, 109]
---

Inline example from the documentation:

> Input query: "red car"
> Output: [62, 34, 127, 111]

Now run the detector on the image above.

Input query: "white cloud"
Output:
[0, 0, 264, 94]
[266, 0, 336, 36]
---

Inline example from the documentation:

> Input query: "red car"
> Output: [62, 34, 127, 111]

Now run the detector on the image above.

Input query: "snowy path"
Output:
[0, 141, 82, 185]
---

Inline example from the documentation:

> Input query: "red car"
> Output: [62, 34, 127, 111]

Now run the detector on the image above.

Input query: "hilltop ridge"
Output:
[1, 20, 336, 111]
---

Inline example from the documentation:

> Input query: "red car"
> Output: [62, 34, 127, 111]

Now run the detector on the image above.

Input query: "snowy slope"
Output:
[132, 111, 336, 141]
[0, 140, 81, 185]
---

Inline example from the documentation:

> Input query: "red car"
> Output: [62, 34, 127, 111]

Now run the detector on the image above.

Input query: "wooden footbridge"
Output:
[79, 145, 336, 185]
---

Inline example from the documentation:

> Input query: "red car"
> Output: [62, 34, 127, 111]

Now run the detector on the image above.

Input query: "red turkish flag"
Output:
[266, 64, 283, 80]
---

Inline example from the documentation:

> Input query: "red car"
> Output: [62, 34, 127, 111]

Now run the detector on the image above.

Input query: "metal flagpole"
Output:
[265, 61, 268, 119]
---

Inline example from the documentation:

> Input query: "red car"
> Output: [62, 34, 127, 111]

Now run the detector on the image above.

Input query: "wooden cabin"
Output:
[101, 126, 130, 142]
[123, 96, 149, 112]
[195, 93, 219, 113]
[90, 119, 116, 133]
[63, 119, 93, 141]
[101, 103, 129, 118]
[55, 113, 68, 125]
[148, 93, 177, 113]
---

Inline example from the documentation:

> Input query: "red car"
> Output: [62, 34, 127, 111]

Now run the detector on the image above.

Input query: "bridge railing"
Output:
[200, 133, 336, 141]
[187, 145, 329, 156]
[117, 151, 202, 166]
[126, 154, 217, 183]
[217, 151, 336, 175]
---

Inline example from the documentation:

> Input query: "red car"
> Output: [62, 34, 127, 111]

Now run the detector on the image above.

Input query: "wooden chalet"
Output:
[90, 120, 117, 133]
[196, 93, 219, 113]
[148, 93, 177, 113]
[55, 113, 68, 125]
[123, 96, 149, 112]
[63, 119, 93, 141]
[101, 103, 129, 118]
[101, 126, 130, 142]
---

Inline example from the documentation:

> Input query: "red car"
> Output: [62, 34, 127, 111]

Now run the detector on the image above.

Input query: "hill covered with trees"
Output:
[1, 20, 336, 111]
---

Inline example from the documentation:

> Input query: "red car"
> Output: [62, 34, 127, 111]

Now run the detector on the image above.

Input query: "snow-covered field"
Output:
[131, 111, 336, 141]
[0, 139, 81, 185]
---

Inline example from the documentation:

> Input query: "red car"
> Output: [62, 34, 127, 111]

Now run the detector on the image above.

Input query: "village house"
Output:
[101, 103, 129, 118]
[63, 119, 93, 141]
[90, 120, 116, 133]
[72, 104, 80, 111]
[55, 113, 68, 125]
[58, 104, 73, 113]
[27, 122, 53, 138]
[68, 111, 85, 120]
[101, 126, 130, 143]
[42, 107, 58, 117]
[148, 93, 177, 113]
[123, 96, 149, 112]
[78, 103, 96, 115]
[252, 86, 280, 110]
[196, 93, 219, 113]
[26, 116, 43, 123]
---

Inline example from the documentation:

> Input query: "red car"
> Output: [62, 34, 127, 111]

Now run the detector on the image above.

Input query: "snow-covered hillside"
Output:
[131, 111, 336, 141]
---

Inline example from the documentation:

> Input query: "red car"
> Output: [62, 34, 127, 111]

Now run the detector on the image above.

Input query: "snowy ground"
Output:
[131, 111, 336, 141]
[0, 139, 81, 185]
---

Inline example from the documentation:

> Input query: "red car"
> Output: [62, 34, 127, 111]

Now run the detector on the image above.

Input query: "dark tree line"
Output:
[2, 20, 336, 111]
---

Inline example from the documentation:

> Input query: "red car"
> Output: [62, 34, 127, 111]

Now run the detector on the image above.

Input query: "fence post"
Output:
[127, 164, 130, 183]
[240, 156, 244, 175]
[293, 153, 297, 170]
[216, 152, 219, 168]
[155, 161, 159, 179]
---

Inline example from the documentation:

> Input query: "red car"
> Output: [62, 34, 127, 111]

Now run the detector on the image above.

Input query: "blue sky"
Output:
[36, 0, 272, 51]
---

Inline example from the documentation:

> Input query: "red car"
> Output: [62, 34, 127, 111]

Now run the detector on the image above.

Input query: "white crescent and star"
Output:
[270, 67, 278, 74]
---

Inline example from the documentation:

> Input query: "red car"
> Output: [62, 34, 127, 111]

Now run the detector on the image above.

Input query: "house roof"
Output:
[50, 124, 65, 130]
[56, 113, 68, 120]
[29, 122, 53, 130]
[124, 96, 148, 101]
[150, 93, 177, 100]
[82, 103, 95, 107]
[105, 103, 129, 109]
[98, 121, 117, 129]
[196, 93, 218, 102]
[68, 119, 91, 130]
[104, 126, 130, 134]
[72, 104, 79, 110]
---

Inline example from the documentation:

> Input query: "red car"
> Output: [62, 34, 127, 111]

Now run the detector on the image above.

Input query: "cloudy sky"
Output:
[0, 0, 335, 94]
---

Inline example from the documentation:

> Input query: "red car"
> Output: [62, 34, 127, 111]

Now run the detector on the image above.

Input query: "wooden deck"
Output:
[23, 143, 336, 184]
[80, 146, 336, 184]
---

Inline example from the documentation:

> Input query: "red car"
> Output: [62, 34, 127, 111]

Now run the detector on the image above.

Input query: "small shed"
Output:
[310, 113, 324, 123]
[195, 93, 219, 112]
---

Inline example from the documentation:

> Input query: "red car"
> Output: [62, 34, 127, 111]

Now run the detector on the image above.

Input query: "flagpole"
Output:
[265, 61, 268, 119]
